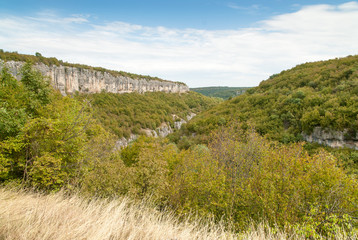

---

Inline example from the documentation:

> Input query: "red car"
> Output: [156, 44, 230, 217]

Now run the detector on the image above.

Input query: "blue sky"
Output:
[1, 1, 358, 87]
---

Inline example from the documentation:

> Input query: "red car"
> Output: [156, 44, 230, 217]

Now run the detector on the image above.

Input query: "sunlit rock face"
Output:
[303, 127, 358, 150]
[3, 61, 189, 95]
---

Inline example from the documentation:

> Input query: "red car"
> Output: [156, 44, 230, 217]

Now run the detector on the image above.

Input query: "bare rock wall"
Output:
[302, 127, 358, 150]
[2, 61, 189, 95]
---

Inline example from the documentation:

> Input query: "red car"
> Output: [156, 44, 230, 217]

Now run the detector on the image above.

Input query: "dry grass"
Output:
[0, 188, 235, 240]
[0, 188, 355, 240]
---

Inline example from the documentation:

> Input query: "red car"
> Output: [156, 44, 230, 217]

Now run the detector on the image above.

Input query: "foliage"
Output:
[76, 91, 220, 138]
[81, 136, 173, 201]
[20, 62, 51, 107]
[183, 55, 358, 140]
[80, 124, 358, 237]
[177, 55, 358, 171]
[185, 126, 358, 236]
[0, 63, 117, 191]
[0, 67, 28, 139]
[190, 86, 251, 99]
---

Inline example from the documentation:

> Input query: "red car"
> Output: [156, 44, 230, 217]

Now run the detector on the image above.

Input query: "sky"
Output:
[0, 1, 358, 87]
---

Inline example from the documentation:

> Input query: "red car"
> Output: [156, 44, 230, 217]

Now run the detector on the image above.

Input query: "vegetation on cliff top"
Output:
[0, 49, 185, 84]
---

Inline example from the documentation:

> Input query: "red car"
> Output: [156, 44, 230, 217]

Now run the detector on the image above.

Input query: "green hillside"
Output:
[183, 55, 358, 140]
[190, 86, 250, 99]
[75, 91, 221, 138]
[174, 55, 358, 170]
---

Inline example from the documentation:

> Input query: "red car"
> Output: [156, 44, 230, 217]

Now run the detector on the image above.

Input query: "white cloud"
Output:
[227, 3, 262, 11]
[0, 2, 358, 87]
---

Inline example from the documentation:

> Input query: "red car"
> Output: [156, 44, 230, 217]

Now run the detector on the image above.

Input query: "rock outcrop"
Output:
[115, 113, 196, 148]
[173, 113, 196, 130]
[2, 61, 189, 95]
[302, 127, 358, 150]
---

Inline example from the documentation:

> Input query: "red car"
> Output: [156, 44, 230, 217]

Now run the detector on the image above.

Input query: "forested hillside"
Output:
[184, 55, 358, 141]
[76, 91, 220, 139]
[190, 86, 250, 99]
[174, 56, 358, 169]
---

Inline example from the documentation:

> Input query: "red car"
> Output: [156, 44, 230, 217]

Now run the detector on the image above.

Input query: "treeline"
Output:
[75, 91, 221, 138]
[0, 49, 184, 84]
[1, 63, 357, 239]
[190, 86, 251, 99]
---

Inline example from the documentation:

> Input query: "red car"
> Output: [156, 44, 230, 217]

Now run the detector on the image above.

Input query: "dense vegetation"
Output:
[0, 49, 184, 84]
[81, 126, 358, 238]
[76, 91, 221, 138]
[1, 61, 357, 239]
[190, 86, 250, 99]
[176, 55, 358, 171]
[183, 55, 358, 141]
[0, 63, 117, 190]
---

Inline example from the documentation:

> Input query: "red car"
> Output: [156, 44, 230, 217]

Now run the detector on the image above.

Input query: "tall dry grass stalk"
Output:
[0, 188, 354, 240]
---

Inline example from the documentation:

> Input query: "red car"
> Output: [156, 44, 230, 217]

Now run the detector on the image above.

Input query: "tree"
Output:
[20, 62, 51, 113]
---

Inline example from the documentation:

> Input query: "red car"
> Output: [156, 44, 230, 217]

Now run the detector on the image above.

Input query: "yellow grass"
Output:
[0, 188, 235, 240]
[0, 188, 355, 240]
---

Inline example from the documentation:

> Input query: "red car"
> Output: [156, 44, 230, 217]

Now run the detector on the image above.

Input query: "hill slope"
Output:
[181, 55, 358, 143]
[76, 91, 221, 139]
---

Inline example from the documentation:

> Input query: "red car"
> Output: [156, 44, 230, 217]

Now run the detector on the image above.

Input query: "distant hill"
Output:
[190, 86, 251, 99]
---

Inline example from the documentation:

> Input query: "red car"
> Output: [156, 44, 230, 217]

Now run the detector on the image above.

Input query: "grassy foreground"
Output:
[0, 188, 355, 240]
[0, 188, 234, 240]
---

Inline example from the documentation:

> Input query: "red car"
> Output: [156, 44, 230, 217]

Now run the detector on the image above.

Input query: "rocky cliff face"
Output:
[2, 61, 189, 95]
[302, 127, 358, 150]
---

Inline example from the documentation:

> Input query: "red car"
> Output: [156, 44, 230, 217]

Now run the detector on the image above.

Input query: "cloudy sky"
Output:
[1, 0, 358, 87]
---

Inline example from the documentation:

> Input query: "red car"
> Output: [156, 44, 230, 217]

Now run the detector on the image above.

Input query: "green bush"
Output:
[0, 63, 117, 191]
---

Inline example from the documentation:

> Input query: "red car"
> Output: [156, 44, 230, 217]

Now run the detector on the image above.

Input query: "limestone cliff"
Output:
[2, 61, 189, 95]
[302, 127, 358, 150]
